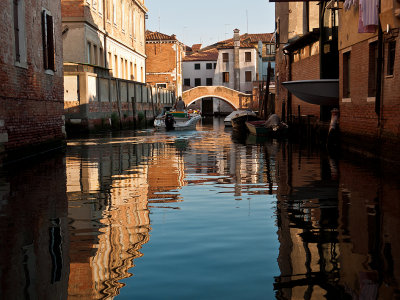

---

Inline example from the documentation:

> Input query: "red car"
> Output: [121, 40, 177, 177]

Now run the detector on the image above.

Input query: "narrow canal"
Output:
[0, 118, 399, 299]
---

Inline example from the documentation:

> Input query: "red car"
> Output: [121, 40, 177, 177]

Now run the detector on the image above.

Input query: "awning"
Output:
[282, 79, 339, 106]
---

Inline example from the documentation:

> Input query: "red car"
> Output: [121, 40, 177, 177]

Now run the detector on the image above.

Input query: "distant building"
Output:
[61, 0, 147, 82]
[0, 0, 65, 159]
[182, 29, 275, 115]
[145, 30, 185, 97]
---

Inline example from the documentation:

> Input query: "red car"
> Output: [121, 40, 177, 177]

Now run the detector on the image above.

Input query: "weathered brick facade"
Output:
[0, 0, 65, 160]
[145, 31, 185, 97]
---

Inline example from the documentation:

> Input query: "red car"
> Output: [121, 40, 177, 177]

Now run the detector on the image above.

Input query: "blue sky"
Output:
[145, 0, 275, 47]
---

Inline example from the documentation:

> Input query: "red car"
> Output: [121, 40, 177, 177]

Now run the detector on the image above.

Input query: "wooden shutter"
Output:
[46, 14, 55, 71]
[42, 10, 48, 69]
[13, 0, 20, 62]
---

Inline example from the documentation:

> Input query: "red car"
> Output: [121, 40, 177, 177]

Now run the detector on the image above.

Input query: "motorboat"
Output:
[154, 109, 202, 131]
[224, 110, 256, 127]
[245, 120, 288, 137]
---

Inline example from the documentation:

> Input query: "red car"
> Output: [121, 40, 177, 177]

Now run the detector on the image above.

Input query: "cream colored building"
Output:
[62, 0, 147, 82]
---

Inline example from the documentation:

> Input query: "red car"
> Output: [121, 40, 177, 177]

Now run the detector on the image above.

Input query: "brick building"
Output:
[338, 0, 400, 161]
[0, 0, 65, 160]
[145, 30, 185, 97]
[61, 0, 147, 82]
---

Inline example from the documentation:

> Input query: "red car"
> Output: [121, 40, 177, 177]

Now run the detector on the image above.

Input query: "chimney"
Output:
[233, 29, 240, 91]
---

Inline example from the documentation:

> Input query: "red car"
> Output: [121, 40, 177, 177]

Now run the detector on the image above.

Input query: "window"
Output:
[87, 42, 91, 64]
[206, 78, 213, 86]
[368, 42, 378, 97]
[99, 47, 104, 67]
[387, 41, 396, 76]
[92, 0, 97, 10]
[13, 0, 27, 66]
[114, 55, 118, 76]
[107, 0, 111, 19]
[184, 78, 190, 86]
[121, 0, 125, 31]
[223, 72, 229, 83]
[98, 0, 102, 14]
[245, 52, 252, 62]
[108, 52, 112, 70]
[194, 63, 200, 70]
[223, 53, 229, 62]
[130, 62, 133, 80]
[121, 57, 124, 78]
[213, 63, 217, 69]
[343, 52, 351, 98]
[134, 63, 137, 80]
[206, 63, 212, 69]
[93, 44, 98, 65]
[245, 71, 252, 82]
[141, 66, 143, 81]
[113, 0, 117, 24]
[194, 78, 201, 86]
[42, 10, 55, 71]
[157, 83, 167, 88]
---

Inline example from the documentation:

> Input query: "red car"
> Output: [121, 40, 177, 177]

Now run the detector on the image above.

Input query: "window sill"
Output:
[385, 75, 394, 79]
[342, 98, 352, 103]
[367, 97, 376, 102]
[44, 69, 55, 76]
[15, 61, 28, 69]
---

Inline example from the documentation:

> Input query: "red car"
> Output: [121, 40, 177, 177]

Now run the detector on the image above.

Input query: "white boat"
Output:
[224, 110, 257, 127]
[154, 110, 202, 131]
[282, 79, 339, 106]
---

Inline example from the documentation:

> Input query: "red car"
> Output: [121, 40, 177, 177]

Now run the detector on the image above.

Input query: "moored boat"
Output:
[154, 110, 202, 131]
[231, 111, 260, 131]
[224, 110, 256, 127]
[245, 119, 288, 138]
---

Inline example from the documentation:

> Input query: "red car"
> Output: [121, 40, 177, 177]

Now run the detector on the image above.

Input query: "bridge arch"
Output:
[182, 86, 253, 110]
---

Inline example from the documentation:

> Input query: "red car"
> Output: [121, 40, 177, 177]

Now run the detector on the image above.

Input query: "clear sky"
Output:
[145, 0, 276, 47]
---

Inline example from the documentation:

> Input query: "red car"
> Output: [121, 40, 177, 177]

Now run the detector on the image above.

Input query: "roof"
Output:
[183, 48, 219, 62]
[146, 30, 177, 41]
[217, 41, 254, 49]
[191, 44, 202, 52]
[219, 33, 275, 45]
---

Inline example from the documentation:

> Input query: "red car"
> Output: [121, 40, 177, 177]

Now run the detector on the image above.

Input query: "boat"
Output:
[224, 110, 256, 127]
[245, 120, 288, 138]
[230, 111, 260, 131]
[282, 79, 339, 106]
[154, 109, 202, 131]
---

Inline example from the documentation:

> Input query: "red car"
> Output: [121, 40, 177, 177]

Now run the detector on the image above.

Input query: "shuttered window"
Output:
[42, 10, 55, 71]
[13, 0, 20, 62]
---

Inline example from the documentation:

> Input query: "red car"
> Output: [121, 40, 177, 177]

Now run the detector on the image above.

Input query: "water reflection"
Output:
[0, 120, 399, 299]
[0, 155, 69, 300]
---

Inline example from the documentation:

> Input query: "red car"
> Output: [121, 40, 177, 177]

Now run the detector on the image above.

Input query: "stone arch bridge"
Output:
[182, 86, 254, 109]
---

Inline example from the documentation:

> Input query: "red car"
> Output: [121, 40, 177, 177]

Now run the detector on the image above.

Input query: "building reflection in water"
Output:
[274, 143, 400, 299]
[0, 154, 69, 300]
[66, 137, 186, 299]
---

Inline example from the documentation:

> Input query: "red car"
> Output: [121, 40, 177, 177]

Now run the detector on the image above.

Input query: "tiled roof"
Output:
[183, 48, 219, 61]
[217, 41, 254, 49]
[146, 30, 177, 41]
[218, 33, 274, 45]
[191, 44, 202, 52]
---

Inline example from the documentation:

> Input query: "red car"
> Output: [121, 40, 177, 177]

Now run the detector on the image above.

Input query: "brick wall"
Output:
[339, 36, 400, 161]
[291, 54, 321, 117]
[0, 0, 65, 157]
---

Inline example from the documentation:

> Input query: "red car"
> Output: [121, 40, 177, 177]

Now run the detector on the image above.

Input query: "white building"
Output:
[62, 0, 147, 82]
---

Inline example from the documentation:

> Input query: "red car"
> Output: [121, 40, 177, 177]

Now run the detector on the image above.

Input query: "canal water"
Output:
[0, 117, 399, 299]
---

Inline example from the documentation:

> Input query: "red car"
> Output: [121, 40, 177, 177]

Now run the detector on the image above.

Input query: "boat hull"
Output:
[282, 79, 339, 106]
[154, 115, 201, 131]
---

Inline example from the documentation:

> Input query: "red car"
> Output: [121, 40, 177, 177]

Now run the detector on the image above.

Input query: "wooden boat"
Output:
[245, 120, 288, 137]
[154, 110, 201, 131]
[224, 110, 256, 127]
[231, 111, 260, 131]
